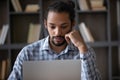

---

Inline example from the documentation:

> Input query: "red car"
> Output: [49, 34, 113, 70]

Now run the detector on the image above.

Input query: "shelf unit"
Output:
[75, 0, 112, 79]
[0, 0, 120, 80]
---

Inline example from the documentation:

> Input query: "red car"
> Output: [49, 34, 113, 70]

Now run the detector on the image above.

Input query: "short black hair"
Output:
[45, 0, 75, 22]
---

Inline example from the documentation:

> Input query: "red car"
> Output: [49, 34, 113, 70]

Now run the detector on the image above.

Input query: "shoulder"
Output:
[16, 37, 47, 60]
[25, 37, 46, 50]
[20, 37, 47, 54]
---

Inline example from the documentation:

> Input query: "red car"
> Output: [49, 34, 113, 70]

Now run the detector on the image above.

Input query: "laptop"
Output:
[23, 60, 81, 80]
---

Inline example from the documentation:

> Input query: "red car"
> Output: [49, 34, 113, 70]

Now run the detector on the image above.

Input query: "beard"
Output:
[51, 36, 67, 46]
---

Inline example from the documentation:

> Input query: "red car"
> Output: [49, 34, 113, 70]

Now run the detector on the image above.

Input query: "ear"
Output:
[44, 19, 47, 29]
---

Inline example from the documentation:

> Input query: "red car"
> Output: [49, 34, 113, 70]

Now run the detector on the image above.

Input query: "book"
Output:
[27, 23, 41, 43]
[0, 61, 1, 79]
[11, 0, 22, 12]
[89, 0, 106, 11]
[0, 25, 9, 45]
[0, 26, 5, 44]
[77, 0, 90, 11]
[90, 0, 104, 8]
[78, 24, 88, 42]
[16, 0, 22, 11]
[78, 22, 94, 42]
[0, 60, 6, 80]
[1, 25, 9, 44]
[91, 6, 106, 11]
[25, 4, 40, 12]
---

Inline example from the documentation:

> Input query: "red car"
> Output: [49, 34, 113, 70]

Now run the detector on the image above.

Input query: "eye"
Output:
[61, 25, 67, 29]
[50, 25, 55, 29]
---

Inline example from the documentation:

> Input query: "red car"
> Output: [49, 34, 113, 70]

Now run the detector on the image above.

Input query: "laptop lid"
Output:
[23, 60, 81, 80]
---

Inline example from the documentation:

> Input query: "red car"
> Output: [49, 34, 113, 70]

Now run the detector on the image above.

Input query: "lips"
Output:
[54, 37, 64, 42]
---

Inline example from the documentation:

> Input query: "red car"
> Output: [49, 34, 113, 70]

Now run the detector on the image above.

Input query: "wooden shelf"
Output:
[76, 10, 107, 13]
[10, 12, 40, 15]
[87, 41, 120, 47]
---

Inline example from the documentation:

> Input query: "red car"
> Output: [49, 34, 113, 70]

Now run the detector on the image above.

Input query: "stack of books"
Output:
[90, 0, 106, 11]
[11, 0, 40, 12]
[77, 0, 106, 11]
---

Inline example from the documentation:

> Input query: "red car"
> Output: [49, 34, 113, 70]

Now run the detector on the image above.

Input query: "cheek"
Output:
[64, 27, 72, 34]
[60, 29, 71, 36]
[47, 28, 55, 35]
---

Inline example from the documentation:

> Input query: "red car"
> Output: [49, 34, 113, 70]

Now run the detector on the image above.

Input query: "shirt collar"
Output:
[64, 42, 75, 53]
[41, 36, 50, 50]
[41, 36, 76, 52]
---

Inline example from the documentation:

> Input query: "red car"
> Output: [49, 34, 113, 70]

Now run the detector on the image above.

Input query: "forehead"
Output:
[47, 11, 70, 24]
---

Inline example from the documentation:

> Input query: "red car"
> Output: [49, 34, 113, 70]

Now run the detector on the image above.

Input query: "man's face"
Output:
[45, 11, 73, 46]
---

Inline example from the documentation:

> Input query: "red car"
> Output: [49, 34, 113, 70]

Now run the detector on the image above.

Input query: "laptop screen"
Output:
[23, 60, 81, 80]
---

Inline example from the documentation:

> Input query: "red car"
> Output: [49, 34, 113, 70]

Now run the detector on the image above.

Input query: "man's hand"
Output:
[65, 30, 88, 53]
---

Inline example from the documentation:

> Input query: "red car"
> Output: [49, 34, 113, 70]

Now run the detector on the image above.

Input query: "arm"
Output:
[8, 47, 28, 80]
[80, 48, 101, 80]
[65, 30, 101, 80]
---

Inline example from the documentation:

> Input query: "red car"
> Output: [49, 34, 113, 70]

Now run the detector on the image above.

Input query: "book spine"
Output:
[79, 23, 89, 42]
[27, 23, 41, 43]
[0, 25, 6, 44]
[79, 22, 94, 42]
[1, 25, 9, 44]
[1, 60, 6, 80]
[78, 0, 89, 11]
[11, 0, 22, 12]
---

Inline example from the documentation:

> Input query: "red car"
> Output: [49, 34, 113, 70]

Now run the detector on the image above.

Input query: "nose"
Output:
[56, 27, 62, 36]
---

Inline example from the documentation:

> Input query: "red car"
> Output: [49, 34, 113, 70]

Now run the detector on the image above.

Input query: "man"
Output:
[8, 0, 101, 80]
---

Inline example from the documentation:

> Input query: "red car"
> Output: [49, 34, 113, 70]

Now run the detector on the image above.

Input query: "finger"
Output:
[65, 34, 71, 44]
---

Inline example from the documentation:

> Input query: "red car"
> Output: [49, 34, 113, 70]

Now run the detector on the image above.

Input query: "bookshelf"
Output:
[75, 0, 111, 79]
[0, 0, 119, 80]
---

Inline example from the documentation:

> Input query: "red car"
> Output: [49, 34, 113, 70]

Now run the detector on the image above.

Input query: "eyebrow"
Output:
[49, 23, 68, 26]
